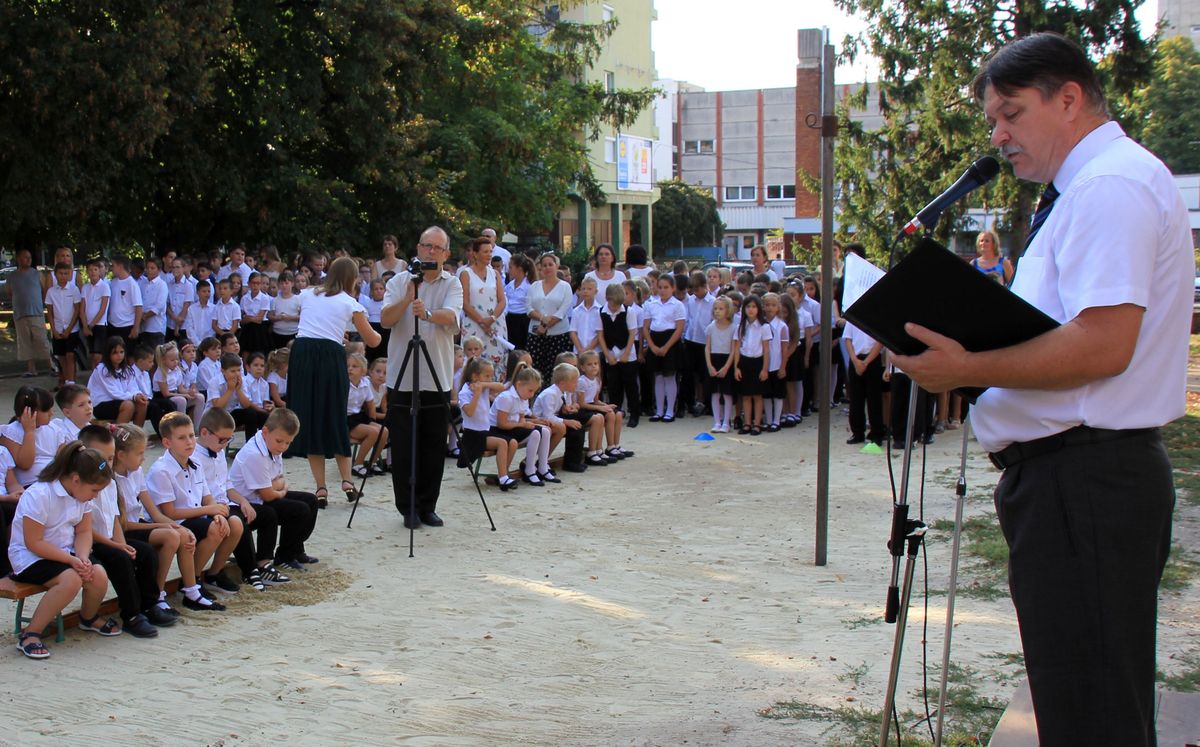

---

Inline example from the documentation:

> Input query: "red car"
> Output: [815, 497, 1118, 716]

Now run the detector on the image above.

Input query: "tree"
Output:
[0, 1, 657, 252]
[651, 178, 725, 252]
[1126, 36, 1200, 174]
[829, 0, 1153, 262]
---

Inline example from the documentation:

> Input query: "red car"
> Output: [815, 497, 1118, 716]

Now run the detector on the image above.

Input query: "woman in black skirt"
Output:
[526, 253, 574, 385]
[287, 256, 382, 506]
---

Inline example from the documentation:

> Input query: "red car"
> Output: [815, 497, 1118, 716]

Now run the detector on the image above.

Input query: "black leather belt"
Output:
[988, 425, 1159, 471]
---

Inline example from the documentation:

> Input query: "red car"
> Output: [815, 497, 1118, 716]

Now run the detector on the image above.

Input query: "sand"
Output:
[1, 400, 1197, 746]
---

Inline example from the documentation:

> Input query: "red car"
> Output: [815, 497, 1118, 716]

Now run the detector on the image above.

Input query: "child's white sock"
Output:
[448, 428, 459, 450]
[157, 590, 171, 611]
[183, 584, 203, 601]
[664, 378, 678, 415]
[654, 376, 666, 416]
[537, 426, 551, 472]
[722, 395, 735, 429]
[524, 431, 541, 475]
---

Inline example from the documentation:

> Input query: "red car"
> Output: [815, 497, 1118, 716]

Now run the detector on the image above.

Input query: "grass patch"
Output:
[1161, 544, 1200, 593]
[842, 613, 882, 630]
[929, 513, 1009, 600]
[1162, 413, 1200, 506]
[760, 662, 1008, 745]
[1158, 652, 1200, 693]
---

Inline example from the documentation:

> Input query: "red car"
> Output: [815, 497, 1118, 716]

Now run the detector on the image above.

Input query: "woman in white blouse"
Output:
[582, 243, 628, 301]
[526, 253, 574, 383]
[287, 257, 382, 505]
[458, 237, 508, 378]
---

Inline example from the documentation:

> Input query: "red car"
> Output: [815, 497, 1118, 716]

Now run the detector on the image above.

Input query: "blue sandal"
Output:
[79, 614, 122, 636]
[16, 631, 50, 659]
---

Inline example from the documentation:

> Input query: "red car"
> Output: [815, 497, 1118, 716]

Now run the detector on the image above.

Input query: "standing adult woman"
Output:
[287, 256, 382, 506]
[504, 253, 535, 352]
[750, 245, 779, 282]
[373, 235, 407, 279]
[526, 253, 574, 383]
[583, 243, 628, 301]
[459, 237, 509, 377]
[258, 245, 287, 280]
[971, 229, 1013, 285]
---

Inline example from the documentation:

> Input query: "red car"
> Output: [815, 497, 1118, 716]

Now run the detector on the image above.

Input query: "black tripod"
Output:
[346, 285, 496, 556]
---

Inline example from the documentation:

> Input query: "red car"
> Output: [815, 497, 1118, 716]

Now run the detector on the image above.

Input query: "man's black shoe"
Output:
[562, 462, 587, 473]
[403, 514, 421, 530]
[846, 436, 866, 445]
[420, 512, 444, 527]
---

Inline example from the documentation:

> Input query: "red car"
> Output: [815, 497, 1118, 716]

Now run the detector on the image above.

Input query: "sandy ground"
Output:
[0, 371, 1197, 746]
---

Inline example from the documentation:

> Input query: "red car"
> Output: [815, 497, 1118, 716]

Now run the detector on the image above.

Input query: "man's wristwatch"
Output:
[424, 308, 432, 322]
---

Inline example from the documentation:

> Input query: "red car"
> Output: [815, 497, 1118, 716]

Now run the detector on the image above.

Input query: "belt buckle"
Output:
[988, 451, 1007, 470]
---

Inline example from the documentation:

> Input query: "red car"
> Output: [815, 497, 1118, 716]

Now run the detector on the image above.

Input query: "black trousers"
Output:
[506, 312, 529, 352]
[802, 341, 821, 413]
[271, 492, 317, 564]
[91, 539, 158, 623]
[605, 360, 640, 415]
[994, 429, 1173, 747]
[560, 411, 589, 466]
[229, 503, 279, 575]
[847, 354, 884, 442]
[232, 407, 269, 440]
[888, 373, 933, 444]
[147, 396, 179, 436]
[389, 389, 449, 516]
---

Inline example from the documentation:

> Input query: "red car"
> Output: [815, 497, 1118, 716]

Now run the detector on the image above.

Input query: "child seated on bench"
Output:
[9, 441, 117, 659]
[457, 358, 518, 491]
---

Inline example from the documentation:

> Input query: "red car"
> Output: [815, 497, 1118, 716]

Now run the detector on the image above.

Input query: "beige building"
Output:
[552, 0, 661, 258]
[1161, 0, 1200, 47]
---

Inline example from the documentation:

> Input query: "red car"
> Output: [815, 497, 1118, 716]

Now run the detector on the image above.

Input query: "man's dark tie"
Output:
[1023, 182, 1060, 251]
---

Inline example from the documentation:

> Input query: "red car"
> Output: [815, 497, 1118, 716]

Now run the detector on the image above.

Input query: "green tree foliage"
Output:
[830, 0, 1153, 261]
[651, 178, 725, 251]
[0, 1, 656, 252]
[1126, 36, 1200, 174]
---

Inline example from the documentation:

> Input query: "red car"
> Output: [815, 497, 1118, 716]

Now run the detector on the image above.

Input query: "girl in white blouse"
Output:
[732, 294, 772, 436]
[345, 352, 387, 480]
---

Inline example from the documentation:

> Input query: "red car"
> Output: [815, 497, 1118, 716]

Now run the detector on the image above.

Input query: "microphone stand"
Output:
[934, 415, 972, 747]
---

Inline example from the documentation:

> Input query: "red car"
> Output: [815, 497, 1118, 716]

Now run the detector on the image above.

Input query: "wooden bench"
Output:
[0, 576, 65, 642]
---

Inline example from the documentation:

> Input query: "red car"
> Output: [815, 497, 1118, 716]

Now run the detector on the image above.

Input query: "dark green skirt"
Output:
[287, 337, 350, 458]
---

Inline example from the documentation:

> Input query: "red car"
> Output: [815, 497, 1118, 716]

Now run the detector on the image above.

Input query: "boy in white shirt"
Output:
[106, 255, 143, 345]
[569, 277, 602, 356]
[194, 407, 290, 590]
[80, 258, 111, 369]
[227, 408, 319, 571]
[212, 279, 241, 335]
[185, 280, 216, 348]
[139, 256, 170, 349]
[167, 257, 195, 343]
[45, 261, 82, 387]
[532, 363, 595, 472]
[146, 412, 242, 607]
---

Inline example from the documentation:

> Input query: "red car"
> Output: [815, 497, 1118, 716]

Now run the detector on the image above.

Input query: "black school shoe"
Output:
[562, 463, 587, 473]
[182, 594, 226, 612]
[144, 607, 178, 627]
[123, 614, 159, 638]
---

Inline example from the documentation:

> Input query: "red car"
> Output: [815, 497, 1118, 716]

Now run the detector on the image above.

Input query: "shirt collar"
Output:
[1051, 120, 1123, 195]
[50, 479, 73, 500]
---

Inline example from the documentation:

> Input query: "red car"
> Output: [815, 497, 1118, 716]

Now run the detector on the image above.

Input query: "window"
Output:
[602, 4, 614, 22]
[766, 184, 796, 200]
[682, 139, 714, 155]
[724, 186, 756, 201]
[605, 70, 615, 93]
[604, 137, 616, 164]
[545, 4, 560, 21]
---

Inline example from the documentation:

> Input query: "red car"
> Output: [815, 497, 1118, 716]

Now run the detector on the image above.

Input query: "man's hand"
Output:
[890, 324, 968, 394]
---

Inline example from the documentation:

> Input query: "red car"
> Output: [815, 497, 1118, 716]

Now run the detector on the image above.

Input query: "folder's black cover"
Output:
[842, 237, 1060, 401]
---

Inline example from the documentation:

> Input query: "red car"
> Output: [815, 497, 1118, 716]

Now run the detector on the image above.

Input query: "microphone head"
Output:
[971, 155, 1001, 184]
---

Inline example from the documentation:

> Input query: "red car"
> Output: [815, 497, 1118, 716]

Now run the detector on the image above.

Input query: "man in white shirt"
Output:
[481, 228, 511, 270]
[895, 34, 1192, 746]
[381, 226, 464, 529]
[215, 245, 253, 285]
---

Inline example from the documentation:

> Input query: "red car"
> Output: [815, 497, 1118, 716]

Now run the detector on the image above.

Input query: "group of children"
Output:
[1, 382, 318, 659]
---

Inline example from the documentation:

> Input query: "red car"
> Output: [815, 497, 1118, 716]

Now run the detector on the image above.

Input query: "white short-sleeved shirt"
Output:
[570, 301, 602, 352]
[45, 282, 81, 333]
[734, 320, 771, 358]
[583, 269, 628, 301]
[973, 122, 1194, 452]
[146, 452, 210, 517]
[184, 302, 215, 346]
[361, 296, 384, 324]
[270, 293, 302, 337]
[197, 357, 223, 394]
[90, 481, 121, 541]
[800, 295, 822, 343]
[140, 276, 169, 335]
[193, 446, 232, 505]
[228, 431, 282, 506]
[46, 417, 81, 453]
[114, 468, 150, 522]
[579, 375, 600, 405]
[216, 262, 252, 285]
[81, 279, 111, 326]
[267, 371, 288, 398]
[685, 293, 715, 344]
[504, 279, 529, 314]
[297, 291, 364, 342]
[106, 275, 142, 327]
[767, 317, 789, 371]
[706, 321, 735, 356]
[383, 270, 463, 393]
[245, 375, 269, 408]
[459, 383, 493, 432]
[213, 298, 240, 332]
[8, 480, 91, 574]
[2, 421, 64, 487]
[155, 365, 184, 394]
[240, 290, 272, 322]
[842, 322, 877, 357]
[180, 359, 199, 389]
[489, 387, 531, 428]
[215, 377, 245, 412]
[0, 448, 15, 493]
[643, 296, 687, 332]
[347, 377, 373, 415]
[168, 275, 195, 329]
[796, 305, 814, 340]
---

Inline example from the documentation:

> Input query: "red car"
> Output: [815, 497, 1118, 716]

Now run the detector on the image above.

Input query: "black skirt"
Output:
[287, 337, 351, 458]
[737, 355, 765, 397]
[491, 425, 533, 444]
[646, 330, 680, 375]
[528, 332, 572, 385]
[457, 428, 489, 468]
[786, 345, 806, 382]
[709, 352, 734, 395]
[238, 320, 272, 356]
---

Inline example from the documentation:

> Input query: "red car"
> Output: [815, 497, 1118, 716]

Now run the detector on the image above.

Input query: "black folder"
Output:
[842, 237, 1060, 401]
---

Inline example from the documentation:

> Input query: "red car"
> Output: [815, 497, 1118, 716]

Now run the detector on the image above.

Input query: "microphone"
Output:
[902, 156, 1000, 235]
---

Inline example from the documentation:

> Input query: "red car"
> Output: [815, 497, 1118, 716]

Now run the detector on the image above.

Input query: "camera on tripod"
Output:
[409, 258, 427, 284]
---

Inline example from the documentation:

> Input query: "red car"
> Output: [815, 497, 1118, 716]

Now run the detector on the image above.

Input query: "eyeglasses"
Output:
[418, 242, 448, 252]
[216, 435, 234, 445]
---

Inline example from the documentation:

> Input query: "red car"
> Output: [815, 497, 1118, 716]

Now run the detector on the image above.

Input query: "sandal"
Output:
[342, 479, 361, 502]
[16, 631, 50, 659]
[79, 614, 122, 636]
[351, 464, 370, 479]
[314, 486, 328, 510]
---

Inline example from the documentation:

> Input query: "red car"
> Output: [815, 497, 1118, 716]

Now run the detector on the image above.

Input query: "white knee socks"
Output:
[536, 426, 551, 472]
[664, 377, 678, 416]
[524, 430, 541, 475]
